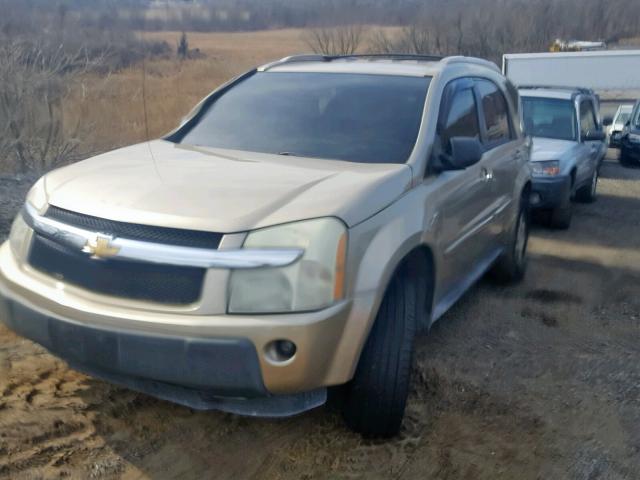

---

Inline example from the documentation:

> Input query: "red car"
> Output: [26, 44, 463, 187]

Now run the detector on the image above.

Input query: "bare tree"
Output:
[304, 25, 366, 56]
[177, 31, 189, 60]
[0, 41, 101, 174]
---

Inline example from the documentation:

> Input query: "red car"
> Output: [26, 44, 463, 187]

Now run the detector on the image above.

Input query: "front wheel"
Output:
[576, 169, 598, 203]
[341, 266, 418, 437]
[490, 197, 529, 283]
[548, 184, 573, 230]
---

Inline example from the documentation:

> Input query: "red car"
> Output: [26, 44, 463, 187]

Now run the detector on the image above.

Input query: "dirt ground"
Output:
[0, 152, 639, 479]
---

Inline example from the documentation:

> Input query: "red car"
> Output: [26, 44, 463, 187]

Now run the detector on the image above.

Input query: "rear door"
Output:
[578, 97, 602, 177]
[474, 78, 523, 237]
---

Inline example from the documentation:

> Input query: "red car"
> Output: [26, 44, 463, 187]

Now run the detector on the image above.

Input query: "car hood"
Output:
[42, 140, 412, 232]
[529, 137, 576, 162]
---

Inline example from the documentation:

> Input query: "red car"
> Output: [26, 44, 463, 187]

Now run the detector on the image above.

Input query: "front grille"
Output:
[26, 206, 222, 305]
[28, 234, 205, 304]
[45, 205, 222, 249]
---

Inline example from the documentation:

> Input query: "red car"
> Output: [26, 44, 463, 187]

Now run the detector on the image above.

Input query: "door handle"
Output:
[481, 168, 494, 182]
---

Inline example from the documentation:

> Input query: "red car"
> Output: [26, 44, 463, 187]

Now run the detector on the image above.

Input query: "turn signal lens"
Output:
[531, 160, 560, 177]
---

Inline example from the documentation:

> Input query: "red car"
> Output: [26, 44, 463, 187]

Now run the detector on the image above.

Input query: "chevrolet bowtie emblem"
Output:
[83, 235, 120, 259]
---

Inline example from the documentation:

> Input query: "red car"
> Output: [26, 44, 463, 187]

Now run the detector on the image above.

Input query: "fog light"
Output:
[276, 340, 296, 358]
[265, 339, 297, 363]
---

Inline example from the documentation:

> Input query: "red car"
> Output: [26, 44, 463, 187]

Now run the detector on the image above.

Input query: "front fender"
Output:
[327, 189, 436, 381]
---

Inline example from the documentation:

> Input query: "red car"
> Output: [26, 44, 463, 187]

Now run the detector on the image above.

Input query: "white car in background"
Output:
[606, 104, 633, 147]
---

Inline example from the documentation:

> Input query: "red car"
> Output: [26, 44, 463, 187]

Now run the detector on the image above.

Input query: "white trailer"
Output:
[502, 50, 640, 96]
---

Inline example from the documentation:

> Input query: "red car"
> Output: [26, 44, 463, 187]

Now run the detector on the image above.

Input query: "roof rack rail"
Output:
[257, 53, 444, 71]
[517, 85, 595, 95]
[257, 53, 504, 73]
[332, 53, 444, 62]
[441, 56, 500, 72]
[257, 54, 329, 72]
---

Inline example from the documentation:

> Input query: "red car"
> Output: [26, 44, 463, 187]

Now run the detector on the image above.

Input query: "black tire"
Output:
[548, 202, 572, 229]
[342, 265, 418, 437]
[490, 196, 529, 283]
[575, 169, 598, 203]
[619, 149, 629, 166]
[548, 181, 573, 230]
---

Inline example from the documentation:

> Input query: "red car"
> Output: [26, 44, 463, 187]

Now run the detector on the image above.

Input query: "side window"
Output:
[580, 99, 597, 136]
[476, 79, 511, 144]
[441, 87, 480, 154]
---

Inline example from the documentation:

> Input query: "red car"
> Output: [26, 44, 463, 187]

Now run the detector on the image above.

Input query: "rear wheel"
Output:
[341, 265, 419, 437]
[490, 197, 529, 283]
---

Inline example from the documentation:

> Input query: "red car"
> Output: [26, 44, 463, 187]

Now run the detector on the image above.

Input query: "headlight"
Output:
[9, 213, 30, 258]
[531, 160, 560, 177]
[26, 177, 48, 211]
[628, 133, 640, 144]
[228, 218, 347, 313]
[8, 177, 45, 258]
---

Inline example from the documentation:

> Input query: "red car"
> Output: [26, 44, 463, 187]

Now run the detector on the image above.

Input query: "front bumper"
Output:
[529, 174, 572, 209]
[0, 241, 368, 416]
[0, 295, 325, 416]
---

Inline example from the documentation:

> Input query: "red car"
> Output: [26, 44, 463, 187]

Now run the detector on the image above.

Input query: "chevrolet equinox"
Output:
[0, 54, 532, 437]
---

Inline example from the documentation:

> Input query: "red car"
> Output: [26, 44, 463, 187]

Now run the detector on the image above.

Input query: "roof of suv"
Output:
[518, 86, 595, 101]
[258, 54, 500, 77]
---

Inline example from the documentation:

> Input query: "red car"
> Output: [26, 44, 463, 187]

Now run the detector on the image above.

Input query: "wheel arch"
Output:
[570, 167, 577, 186]
[358, 242, 437, 344]
[396, 245, 436, 332]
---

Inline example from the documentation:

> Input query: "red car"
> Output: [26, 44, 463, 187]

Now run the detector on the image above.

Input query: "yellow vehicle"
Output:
[550, 39, 607, 52]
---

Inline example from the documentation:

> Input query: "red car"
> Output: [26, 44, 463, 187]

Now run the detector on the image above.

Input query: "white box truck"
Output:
[502, 50, 640, 96]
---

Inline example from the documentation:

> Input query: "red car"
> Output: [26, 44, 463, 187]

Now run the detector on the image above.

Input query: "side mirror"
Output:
[583, 130, 606, 142]
[447, 137, 484, 170]
[625, 120, 631, 127]
[602, 116, 613, 127]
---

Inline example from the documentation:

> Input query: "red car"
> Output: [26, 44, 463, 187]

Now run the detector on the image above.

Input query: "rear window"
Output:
[521, 97, 577, 141]
[175, 72, 431, 164]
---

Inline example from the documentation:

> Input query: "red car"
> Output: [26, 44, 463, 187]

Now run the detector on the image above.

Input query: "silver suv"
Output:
[520, 86, 606, 228]
[0, 54, 531, 437]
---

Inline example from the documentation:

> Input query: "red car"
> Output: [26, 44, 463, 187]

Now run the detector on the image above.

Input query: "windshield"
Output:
[521, 97, 577, 141]
[174, 72, 431, 164]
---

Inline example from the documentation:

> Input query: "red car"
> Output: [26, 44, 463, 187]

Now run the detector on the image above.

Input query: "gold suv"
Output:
[0, 54, 531, 436]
